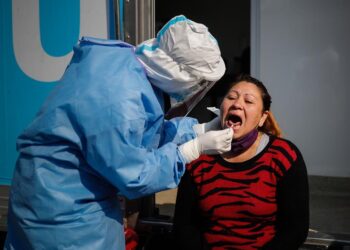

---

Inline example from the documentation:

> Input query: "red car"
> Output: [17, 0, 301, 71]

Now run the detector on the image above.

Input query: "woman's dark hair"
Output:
[226, 74, 282, 137]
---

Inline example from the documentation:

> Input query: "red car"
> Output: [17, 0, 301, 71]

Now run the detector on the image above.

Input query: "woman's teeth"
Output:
[227, 120, 234, 128]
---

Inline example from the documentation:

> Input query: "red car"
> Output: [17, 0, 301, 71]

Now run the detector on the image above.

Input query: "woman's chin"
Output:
[232, 127, 243, 137]
[232, 130, 247, 140]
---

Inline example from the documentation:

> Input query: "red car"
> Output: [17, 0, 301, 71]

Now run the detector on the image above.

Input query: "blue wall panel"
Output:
[0, 0, 113, 184]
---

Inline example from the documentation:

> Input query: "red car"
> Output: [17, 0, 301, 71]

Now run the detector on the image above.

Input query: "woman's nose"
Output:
[231, 98, 243, 109]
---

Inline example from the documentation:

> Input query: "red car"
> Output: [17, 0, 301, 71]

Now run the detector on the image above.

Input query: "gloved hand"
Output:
[192, 116, 221, 135]
[179, 128, 233, 163]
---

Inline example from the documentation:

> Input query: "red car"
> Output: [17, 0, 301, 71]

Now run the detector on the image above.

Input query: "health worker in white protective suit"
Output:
[5, 15, 233, 250]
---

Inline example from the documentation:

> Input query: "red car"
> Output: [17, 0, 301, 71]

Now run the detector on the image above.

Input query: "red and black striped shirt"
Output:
[174, 136, 309, 250]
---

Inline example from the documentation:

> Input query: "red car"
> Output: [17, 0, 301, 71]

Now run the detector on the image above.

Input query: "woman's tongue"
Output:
[226, 118, 242, 129]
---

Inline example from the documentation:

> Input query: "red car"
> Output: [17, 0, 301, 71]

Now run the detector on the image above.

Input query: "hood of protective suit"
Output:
[135, 15, 225, 102]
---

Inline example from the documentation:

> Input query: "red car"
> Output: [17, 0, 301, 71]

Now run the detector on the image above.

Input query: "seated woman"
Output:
[173, 74, 309, 250]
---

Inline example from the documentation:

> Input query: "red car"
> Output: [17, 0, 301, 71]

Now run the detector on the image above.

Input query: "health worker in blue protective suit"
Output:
[5, 15, 233, 250]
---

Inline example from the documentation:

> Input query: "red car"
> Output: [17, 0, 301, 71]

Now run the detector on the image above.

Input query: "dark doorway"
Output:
[156, 0, 251, 122]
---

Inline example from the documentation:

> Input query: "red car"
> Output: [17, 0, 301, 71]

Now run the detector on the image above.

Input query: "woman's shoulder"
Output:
[268, 135, 303, 163]
[270, 135, 298, 148]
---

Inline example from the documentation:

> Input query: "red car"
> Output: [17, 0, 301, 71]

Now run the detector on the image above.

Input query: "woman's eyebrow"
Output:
[228, 90, 257, 98]
[228, 89, 239, 95]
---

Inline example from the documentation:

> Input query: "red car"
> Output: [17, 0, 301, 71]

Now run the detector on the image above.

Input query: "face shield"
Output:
[165, 80, 216, 119]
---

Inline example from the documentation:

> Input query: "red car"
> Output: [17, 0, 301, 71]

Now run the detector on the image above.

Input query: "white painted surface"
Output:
[252, 0, 350, 177]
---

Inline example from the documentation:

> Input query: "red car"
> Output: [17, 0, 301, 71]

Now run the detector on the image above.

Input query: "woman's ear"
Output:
[258, 111, 269, 127]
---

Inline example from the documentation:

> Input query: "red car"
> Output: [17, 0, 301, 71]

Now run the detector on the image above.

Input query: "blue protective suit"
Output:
[5, 37, 197, 250]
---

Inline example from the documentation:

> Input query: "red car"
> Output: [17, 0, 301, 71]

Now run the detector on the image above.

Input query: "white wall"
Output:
[252, 0, 350, 177]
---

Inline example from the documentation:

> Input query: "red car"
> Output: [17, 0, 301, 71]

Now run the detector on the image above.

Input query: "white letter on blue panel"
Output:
[12, 0, 108, 82]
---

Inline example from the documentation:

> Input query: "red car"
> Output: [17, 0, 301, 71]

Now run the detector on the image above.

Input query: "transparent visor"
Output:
[165, 80, 217, 119]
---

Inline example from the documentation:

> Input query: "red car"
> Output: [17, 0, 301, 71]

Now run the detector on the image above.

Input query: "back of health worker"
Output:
[5, 15, 232, 250]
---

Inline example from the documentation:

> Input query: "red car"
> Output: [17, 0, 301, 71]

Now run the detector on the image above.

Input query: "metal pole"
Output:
[122, 0, 155, 45]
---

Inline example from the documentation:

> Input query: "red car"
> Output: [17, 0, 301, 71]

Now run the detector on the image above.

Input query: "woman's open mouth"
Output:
[225, 114, 242, 129]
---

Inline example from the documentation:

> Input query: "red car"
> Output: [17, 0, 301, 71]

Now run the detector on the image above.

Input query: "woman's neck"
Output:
[222, 132, 263, 163]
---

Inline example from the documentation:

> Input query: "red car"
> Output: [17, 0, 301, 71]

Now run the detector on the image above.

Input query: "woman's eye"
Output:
[227, 95, 237, 100]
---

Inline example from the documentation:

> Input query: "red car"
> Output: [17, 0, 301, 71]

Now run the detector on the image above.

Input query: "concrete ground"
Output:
[308, 176, 350, 236]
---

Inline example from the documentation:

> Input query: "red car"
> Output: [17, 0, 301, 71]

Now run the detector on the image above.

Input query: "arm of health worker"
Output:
[84, 117, 197, 200]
